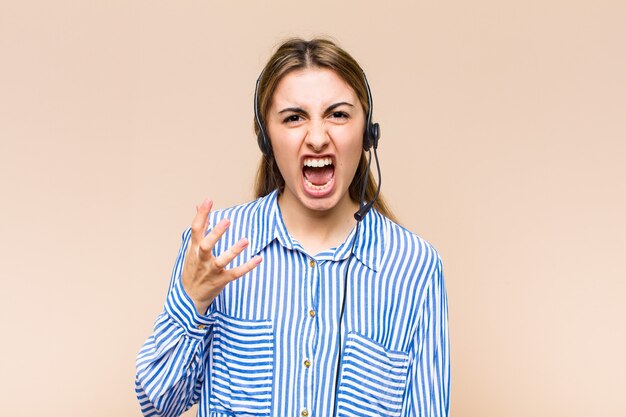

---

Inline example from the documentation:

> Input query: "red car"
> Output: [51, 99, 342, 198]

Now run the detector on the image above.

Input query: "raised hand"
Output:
[181, 198, 262, 315]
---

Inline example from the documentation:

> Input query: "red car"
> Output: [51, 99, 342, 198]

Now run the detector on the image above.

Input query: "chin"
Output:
[301, 197, 338, 213]
[297, 187, 348, 215]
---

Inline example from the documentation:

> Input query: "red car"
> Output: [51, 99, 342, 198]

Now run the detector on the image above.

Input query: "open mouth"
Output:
[302, 157, 335, 191]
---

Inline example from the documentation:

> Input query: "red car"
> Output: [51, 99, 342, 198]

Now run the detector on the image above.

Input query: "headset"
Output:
[254, 68, 382, 222]
[254, 67, 383, 416]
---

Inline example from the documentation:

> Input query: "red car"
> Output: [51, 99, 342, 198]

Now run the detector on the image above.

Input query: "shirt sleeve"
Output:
[404, 257, 451, 417]
[135, 228, 216, 417]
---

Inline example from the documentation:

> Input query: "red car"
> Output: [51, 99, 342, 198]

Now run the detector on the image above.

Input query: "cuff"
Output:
[164, 277, 216, 339]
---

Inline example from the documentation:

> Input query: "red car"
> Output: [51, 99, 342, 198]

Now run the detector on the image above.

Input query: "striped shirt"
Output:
[135, 190, 449, 417]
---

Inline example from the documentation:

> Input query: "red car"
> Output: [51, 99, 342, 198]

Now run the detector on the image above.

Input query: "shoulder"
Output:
[209, 196, 262, 224]
[209, 191, 277, 224]
[205, 191, 278, 251]
[376, 210, 442, 276]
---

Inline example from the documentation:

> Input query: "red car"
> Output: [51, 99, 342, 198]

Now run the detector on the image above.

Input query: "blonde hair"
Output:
[253, 37, 397, 222]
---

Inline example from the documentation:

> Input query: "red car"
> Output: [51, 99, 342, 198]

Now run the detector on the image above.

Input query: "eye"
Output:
[330, 111, 349, 119]
[282, 114, 302, 124]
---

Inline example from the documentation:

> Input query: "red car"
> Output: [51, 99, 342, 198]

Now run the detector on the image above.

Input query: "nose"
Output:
[304, 119, 329, 152]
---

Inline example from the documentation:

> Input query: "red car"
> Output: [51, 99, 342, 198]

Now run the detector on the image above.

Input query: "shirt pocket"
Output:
[210, 312, 274, 417]
[336, 332, 410, 417]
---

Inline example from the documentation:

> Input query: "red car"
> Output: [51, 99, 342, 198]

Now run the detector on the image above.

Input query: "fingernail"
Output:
[202, 198, 212, 208]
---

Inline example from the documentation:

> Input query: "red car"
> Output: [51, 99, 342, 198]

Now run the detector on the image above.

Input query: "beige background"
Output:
[1, 1, 625, 416]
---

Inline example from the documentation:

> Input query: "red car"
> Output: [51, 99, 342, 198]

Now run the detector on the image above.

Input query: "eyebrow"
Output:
[277, 101, 355, 114]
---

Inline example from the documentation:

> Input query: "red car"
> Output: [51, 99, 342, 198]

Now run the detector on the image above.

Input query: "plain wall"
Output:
[1, 1, 625, 416]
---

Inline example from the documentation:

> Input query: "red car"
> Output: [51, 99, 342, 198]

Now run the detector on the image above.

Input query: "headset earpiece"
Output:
[364, 122, 380, 151]
[257, 130, 272, 156]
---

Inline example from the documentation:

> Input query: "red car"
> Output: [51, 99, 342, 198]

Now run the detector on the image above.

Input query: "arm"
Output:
[135, 228, 215, 417]
[405, 257, 450, 417]
[135, 199, 262, 417]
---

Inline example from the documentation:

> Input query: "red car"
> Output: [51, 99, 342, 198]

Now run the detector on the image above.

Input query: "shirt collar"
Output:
[250, 190, 293, 255]
[250, 190, 384, 272]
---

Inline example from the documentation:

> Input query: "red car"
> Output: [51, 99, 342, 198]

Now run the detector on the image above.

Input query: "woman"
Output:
[136, 38, 449, 417]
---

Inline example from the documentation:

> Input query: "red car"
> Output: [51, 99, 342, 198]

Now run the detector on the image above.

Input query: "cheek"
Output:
[348, 151, 363, 178]
[268, 126, 292, 148]
[269, 126, 306, 151]
[342, 133, 365, 164]
[328, 124, 364, 149]
[336, 146, 363, 183]
[271, 142, 301, 178]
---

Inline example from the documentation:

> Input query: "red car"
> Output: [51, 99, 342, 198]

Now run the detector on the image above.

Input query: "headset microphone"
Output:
[354, 140, 382, 222]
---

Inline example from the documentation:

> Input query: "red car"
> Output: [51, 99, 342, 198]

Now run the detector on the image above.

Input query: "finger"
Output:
[213, 238, 250, 270]
[198, 218, 231, 260]
[229, 256, 263, 280]
[191, 198, 213, 245]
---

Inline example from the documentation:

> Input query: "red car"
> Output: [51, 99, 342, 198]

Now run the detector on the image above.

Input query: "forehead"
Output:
[271, 67, 358, 108]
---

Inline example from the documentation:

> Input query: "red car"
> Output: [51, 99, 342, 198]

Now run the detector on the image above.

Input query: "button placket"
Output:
[302, 257, 318, 417]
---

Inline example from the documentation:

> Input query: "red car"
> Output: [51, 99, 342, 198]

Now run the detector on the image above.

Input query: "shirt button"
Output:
[304, 359, 311, 368]
[309, 259, 315, 267]
[301, 409, 309, 417]
[197, 324, 206, 330]
[309, 309, 316, 318]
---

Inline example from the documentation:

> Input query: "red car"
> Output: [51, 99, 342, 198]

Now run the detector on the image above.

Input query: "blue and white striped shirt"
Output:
[136, 190, 449, 417]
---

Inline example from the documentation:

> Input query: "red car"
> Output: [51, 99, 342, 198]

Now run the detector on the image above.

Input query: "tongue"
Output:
[303, 166, 334, 185]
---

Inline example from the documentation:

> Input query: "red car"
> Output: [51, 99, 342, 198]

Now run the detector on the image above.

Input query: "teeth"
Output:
[303, 158, 332, 168]
[304, 178, 333, 190]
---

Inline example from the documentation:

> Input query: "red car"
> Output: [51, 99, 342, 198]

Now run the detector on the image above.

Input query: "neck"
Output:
[277, 192, 359, 256]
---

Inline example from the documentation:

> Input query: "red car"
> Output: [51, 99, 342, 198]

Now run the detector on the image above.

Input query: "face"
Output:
[266, 67, 365, 217]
